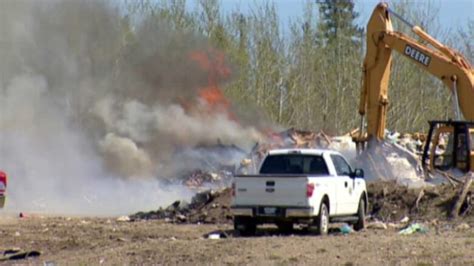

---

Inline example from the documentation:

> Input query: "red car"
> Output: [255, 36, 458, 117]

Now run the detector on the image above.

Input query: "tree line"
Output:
[124, 0, 473, 135]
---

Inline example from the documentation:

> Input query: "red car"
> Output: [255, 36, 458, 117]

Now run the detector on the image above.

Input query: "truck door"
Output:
[330, 155, 357, 215]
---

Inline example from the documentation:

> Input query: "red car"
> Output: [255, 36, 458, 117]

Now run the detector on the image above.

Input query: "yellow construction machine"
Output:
[354, 3, 474, 176]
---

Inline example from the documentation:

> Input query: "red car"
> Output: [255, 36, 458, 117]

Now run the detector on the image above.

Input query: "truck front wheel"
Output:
[315, 202, 329, 235]
[234, 216, 256, 236]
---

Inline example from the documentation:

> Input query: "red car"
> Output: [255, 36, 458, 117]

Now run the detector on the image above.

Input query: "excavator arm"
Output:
[357, 3, 474, 144]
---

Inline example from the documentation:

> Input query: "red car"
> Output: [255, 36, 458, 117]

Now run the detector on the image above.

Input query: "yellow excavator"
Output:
[354, 3, 474, 176]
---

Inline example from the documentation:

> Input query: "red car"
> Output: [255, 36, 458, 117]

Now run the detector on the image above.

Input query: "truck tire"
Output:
[315, 202, 329, 235]
[353, 198, 366, 231]
[234, 216, 256, 236]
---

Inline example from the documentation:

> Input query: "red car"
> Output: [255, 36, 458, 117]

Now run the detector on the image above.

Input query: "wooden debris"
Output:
[449, 174, 473, 219]
[414, 189, 425, 210]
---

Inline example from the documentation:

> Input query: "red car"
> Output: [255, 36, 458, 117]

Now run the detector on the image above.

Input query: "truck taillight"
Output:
[231, 182, 236, 197]
[306, 183, 314, 198]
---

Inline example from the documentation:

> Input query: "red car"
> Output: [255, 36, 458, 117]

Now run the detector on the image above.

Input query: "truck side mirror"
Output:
[351, 168, 364, 178]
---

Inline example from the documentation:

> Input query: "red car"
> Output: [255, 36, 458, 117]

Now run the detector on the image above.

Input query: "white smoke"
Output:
[0, 0, 262, 215]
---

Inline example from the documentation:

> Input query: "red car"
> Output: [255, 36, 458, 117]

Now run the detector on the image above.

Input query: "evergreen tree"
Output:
[316, 0, 363, 46]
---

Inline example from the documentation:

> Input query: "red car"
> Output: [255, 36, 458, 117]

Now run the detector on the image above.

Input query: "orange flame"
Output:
[189, 49, 233, 118]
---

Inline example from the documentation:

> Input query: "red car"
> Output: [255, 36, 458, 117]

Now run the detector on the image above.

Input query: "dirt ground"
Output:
[0, 215, 473, 265]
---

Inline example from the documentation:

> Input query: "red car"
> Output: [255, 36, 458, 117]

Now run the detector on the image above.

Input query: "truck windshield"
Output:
[260, 154, 329, 175]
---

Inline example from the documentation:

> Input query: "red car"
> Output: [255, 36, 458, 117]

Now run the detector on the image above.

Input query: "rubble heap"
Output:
[132, 128, 472, 225]
[368, 181, 473, 222]
[181, 170, 232, 189]
[178, 128, 432, 188]
[130, 180, 472, 224]
[130, 188, 233, 224]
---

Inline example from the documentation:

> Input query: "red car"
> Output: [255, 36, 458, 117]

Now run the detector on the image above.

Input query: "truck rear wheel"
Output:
[234, 216, 256, 236]
[353, 198, 366, 231]
[315, 202, 329, 235]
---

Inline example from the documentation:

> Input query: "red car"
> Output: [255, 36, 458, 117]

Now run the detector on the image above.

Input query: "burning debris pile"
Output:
[0, 1, 265, 214]
[130, 188, 233, 224]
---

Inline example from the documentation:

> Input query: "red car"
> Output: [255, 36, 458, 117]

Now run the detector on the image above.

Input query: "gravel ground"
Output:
[0, 215, 473, 265]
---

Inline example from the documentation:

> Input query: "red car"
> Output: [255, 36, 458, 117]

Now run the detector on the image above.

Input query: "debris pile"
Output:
[181, 170, 232, 189]
[368, 181, 473, 222]
[239, 128, 335, 174]
[130, 180, 472, 225]
[130, 188, 233, 224]
[177, 128, 432, 188]
[385, 131, 426, 154]
[131, 128, 472, 227]
[178, 129, 339, 187]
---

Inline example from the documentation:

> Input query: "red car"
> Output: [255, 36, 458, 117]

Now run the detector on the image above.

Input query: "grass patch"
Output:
[317, 248, 327, 253]
[416, 262, 433, 266]
[269, 254, 281, 260]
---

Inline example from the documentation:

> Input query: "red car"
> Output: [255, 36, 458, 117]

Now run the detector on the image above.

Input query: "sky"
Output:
[194, 0, 473, 33]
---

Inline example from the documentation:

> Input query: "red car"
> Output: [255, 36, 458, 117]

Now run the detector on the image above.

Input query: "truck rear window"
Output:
[260, 154, 329, 175]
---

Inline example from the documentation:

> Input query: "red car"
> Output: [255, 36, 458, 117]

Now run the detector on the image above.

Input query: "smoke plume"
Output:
[0, 1, 262, 215]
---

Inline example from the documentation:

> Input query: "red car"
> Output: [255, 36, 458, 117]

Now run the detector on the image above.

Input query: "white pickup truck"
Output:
[231, 149, 367, 235]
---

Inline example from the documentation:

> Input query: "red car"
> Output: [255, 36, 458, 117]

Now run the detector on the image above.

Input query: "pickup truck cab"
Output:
[0, 171, 7, 208]
[231, 149, 367, 235]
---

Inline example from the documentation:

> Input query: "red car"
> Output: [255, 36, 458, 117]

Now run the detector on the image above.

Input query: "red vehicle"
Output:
[0, 171, 6, 208]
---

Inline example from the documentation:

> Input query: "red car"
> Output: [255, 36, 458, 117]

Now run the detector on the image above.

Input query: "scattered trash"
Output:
[205, 230, 229, 239]
[398, 223, 428, 235]
[116, 216, 131, 222]
[14, 232, 20, 237]
[207, 233, 221, 239]
[0, 249, 41, 261]
[387, 223, 404, 229]
[455, 223, 470, 231]
[400, 216, 409, 223]
[340, 224, 353, 235]
[130, 188, 232, 224]
[367, 221, 387, 230]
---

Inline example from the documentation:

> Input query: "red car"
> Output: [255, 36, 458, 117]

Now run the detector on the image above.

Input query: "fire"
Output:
[189, 48, 233, 117]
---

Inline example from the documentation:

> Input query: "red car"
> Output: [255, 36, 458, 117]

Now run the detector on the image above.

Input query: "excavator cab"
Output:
[422, 121, 474, 173]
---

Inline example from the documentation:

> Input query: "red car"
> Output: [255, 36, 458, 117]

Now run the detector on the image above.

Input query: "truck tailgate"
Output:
[233, 175, 309, 207]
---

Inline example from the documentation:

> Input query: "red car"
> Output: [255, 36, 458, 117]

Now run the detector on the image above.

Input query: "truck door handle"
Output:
[344, 181, 348, 188]
[266, 181, 275, 186]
